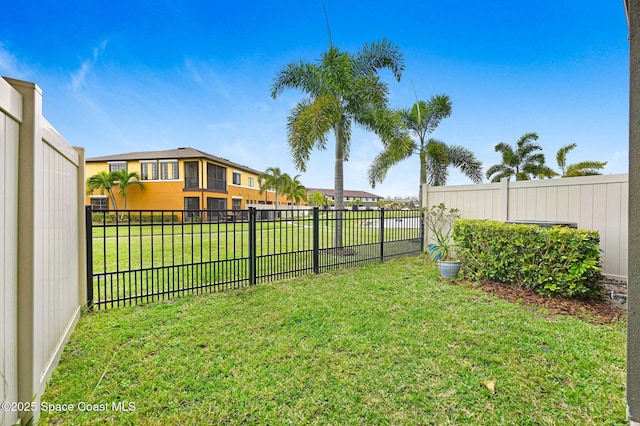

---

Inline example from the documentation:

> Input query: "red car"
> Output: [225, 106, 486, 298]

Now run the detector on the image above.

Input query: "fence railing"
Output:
[87, 207, 424, 309]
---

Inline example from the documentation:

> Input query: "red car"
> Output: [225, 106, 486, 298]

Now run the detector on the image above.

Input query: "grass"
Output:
[41, 255, 626, 425]
[92, 211, 421, 273]
[90, 211, 422, 307]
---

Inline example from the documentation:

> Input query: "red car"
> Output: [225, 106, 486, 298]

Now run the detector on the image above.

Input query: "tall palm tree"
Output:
[86, 171, 118, 210]
[258, 167, 288, 209]
[486, 132, 555, 182]
[271, 38, 404, 247]
[283, 174, 307, 207]
[111, 169, 144, 212]
[556, 143, 607, 177]
[368, 95, 483, 200]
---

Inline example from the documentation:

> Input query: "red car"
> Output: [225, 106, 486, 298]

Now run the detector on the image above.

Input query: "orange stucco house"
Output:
[85, 147, 288, 215]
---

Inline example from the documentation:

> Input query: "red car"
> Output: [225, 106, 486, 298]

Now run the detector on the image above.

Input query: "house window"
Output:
[140, 163, 149, 180]
[232, 172, 241, 185]
[160, 162, 167, 180]
[184, 197, 200, 221]
[185, 162, 199, 188]
[108, 161, 127, 173]
[151, 162, 159, 180]
[90, 196, 109, 211]
[141, 160, 177, 180]
[248, 177, 254, 187]
[207, 163, 226, 191]
[207, 197, 228, 222]
[207, 197, 227, 210]
[232, 198, 241, 210]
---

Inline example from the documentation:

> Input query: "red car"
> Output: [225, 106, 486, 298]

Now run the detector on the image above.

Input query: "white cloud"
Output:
[603, 149, 629, 175]
[0, 42, 29, 79]
[71, 60, 91, 90]
[613, 149, 628, 160]
[182, 59, 236, 104]
[255, 101, 271, 113]
[185, 58, 205, 86]
[70, 39, 108, 91]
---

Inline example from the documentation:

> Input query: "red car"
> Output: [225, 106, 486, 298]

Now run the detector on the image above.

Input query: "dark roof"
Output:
[86, 147, 263, 175]
[306, 188, 383, 199]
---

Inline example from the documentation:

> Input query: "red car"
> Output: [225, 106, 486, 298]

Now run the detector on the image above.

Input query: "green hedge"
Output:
[92, 213, 179, 223]
[453, 219, 603, 298]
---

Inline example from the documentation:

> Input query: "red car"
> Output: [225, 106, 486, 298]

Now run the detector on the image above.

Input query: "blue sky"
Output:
[0, 1, 629, 197]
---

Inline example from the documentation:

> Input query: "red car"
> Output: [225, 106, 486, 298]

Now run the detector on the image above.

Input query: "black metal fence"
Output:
[86, 207, 424, 309]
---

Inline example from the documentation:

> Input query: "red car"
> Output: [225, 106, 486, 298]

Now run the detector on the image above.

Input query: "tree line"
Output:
[270, 38, 607, 201]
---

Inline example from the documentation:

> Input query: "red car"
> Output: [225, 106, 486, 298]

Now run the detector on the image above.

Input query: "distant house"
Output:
[86, 147, 288, 216]
[306, 188, 384, 209]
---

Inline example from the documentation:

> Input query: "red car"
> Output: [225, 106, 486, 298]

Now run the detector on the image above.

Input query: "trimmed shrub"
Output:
[92, 213, 116, 223]
[92, 213, 179, 224]
[453, 219, 603, 298]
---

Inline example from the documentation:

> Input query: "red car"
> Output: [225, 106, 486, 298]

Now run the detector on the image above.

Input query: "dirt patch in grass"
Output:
[458, 278, 627, 324]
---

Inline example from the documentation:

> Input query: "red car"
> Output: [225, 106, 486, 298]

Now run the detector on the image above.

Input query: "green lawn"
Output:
[89, 212, 422, 307]
[91, 211, 421, 273]
[42, 255, 626, 425]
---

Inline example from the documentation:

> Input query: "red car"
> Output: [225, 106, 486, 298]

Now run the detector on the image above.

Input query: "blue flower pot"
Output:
[438, 261, 461, 279]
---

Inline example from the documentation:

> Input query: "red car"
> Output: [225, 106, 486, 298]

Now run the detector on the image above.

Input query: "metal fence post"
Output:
[249, 207, 257, 285]
[379, 208, 385, 263]
[420, 209, 426, 253]
[85, 205, 94, 310]
[313, 207, 319, 274]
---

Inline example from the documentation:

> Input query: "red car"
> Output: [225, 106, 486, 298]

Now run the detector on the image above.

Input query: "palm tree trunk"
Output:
[334, 124, 345, 248]
[108, 189, 118, 213]
[419, 149, 427, 206]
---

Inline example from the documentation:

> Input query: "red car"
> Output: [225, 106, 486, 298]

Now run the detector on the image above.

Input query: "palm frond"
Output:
[355, 38, 405, 81]
[565, 161, 608, 177]
[494, 142, 514, 156]
[556, 143, 577, 173]
[486, 164, 513, 182]
[422, 95, 452, 135]
[426, 156, 449, 186]
[446, 144, 483, 183]
[271, 62, 322, 99]
[367, 135, 415, 187]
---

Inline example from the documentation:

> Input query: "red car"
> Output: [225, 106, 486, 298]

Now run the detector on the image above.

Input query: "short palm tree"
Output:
[86, 171, 118, 210]
[556, 143, 607, 177]
[271, 38, 404, 247]
[486, 132, 555, 182]
[258, 167, 288, 209]
[368, 95, 482, 199]
[111, 169, 144, 212]
[346, 198, 362, 207]
[308, 191, 331, 209]
[283, 174, 307, 207]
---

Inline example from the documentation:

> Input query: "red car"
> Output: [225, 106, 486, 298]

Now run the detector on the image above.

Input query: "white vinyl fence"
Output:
[1, 77, 86, 425]
[422, 174, 629, 280]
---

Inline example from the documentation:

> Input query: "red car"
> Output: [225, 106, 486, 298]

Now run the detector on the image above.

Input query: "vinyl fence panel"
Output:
[0, 76, 21, 426]
[1, 77, 85, 425]
[423, 174, 629, 280]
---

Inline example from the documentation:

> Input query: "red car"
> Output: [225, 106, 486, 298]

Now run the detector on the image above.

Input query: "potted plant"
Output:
[423, 203, 461, 279]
